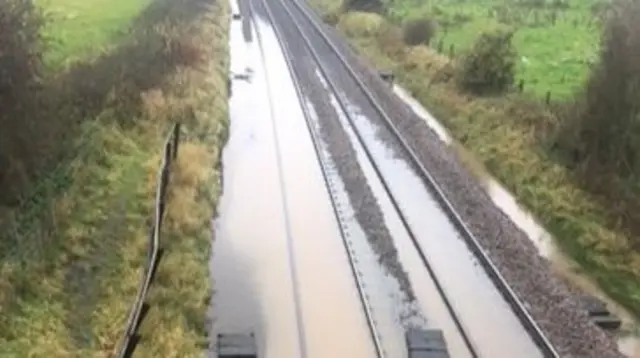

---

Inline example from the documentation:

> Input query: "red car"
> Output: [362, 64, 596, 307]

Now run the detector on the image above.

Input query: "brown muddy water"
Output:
[210, 4, 374, 357]
[394, 85, 640, 358]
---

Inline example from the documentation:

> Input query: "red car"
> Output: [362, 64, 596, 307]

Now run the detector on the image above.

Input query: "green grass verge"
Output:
[310, 4, 640, 320]
[43, 0, 153, 68]
[0, 0, 229, 356]
[386, 0, 601, 99]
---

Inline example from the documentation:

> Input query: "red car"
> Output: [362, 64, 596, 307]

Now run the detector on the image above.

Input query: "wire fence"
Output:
[115, 122, 181, 358]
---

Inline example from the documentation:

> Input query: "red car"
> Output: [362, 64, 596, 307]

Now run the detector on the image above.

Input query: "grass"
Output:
[310, 4, 640, 321]
[386, 0, 601, 99]
[42, 0, 153, 68]
[0, 0, 229, 355]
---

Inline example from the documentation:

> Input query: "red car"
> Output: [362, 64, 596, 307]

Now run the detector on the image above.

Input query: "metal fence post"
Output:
[172, 123, 181, 160]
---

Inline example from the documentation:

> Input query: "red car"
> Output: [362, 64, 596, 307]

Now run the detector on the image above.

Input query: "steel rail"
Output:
[253, 0, 387, 356]
[283, 1, 561, 357]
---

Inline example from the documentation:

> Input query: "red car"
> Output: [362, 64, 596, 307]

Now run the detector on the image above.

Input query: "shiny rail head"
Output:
[217, 333, 258, 358]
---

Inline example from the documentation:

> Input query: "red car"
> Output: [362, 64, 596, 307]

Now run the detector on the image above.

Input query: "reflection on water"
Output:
[393, 84, 640, 357]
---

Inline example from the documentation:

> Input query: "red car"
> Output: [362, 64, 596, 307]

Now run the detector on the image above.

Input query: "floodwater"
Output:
[305, 95, 419, 358]
[312, 70, 473, 358]
[210, 2, 374, 357]
[324, 81, 543, 357]
[393, 85, 640, 357]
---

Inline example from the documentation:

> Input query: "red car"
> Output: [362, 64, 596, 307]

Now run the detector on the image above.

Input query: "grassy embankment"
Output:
[0, 0, 229, 356]
[310, 0, 640, 320]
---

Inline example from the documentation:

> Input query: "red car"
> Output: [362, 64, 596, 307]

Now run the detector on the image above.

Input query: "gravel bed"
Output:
[287, 1, 625, 357]
[253, 0, 424, 326]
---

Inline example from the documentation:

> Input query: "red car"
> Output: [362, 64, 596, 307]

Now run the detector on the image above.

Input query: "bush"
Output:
[343, 0, 385, 14]
[402, 18, 437, 46]
[338, 11, 386, 37]
[455, 29, 517, 95]
[377, 23, 405, 57]
[322, 10, 341, 26]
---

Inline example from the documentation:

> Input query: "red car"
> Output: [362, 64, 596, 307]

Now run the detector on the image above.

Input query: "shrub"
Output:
[342, 0, 385, 14]
[402, 17, 437, 46]
[455, 28, 517, 95]
[377, 23, 405, 57]
[322, 10, 341, 26]
[338, 11, 386, 37]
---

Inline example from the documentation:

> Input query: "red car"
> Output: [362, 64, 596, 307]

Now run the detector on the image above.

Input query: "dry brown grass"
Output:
[165, 143, 214, 233]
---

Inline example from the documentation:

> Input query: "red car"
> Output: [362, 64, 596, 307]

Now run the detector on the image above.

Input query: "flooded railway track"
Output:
[250, 0, 386, 355]
[257, 0, 561, 356]
[213, 1, 377, 356]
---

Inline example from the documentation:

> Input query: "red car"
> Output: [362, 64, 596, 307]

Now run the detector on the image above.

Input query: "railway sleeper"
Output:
[379, 70, 395, 86]
[578, 295, 622, 330]
[405, 328, 450, 358]
[216, 333, 257, 358]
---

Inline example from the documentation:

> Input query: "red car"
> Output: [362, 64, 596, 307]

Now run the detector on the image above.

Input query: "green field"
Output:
[386, 0, 602, 98]
[42, 0, 152, 67]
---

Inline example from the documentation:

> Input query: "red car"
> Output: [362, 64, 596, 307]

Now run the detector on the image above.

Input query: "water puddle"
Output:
[393, 84, 640, 357]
